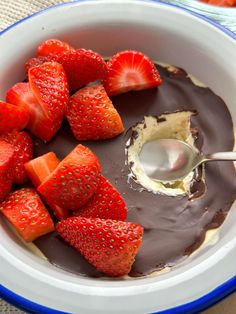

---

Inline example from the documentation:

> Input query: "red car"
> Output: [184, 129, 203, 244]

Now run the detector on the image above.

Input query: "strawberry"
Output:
[73, 176, 127, 220]
[66, 84, 124, 140]
[0, 141, 15, 202]
[201, 0, 236, 5]
[103, 50, 162, 96]
[36, 39, 75, 57]
[37, 145, 101, 216]
[49, 203, 69, 221]
[0, 188, 54, 242]
[28, 62, 69, 141]
[0, 130, 33, 184]
[6, 82, 42, 136]
[7, 62, 69, 142]
[25, 152, 67, 220]
[56, 217, 144, 277]
[25, 152, 69, 220]
[25, 55, 58, 75]
[58, 49, 107, 91]
[0, 101, 29, 134]
[25, 152, 60, 188]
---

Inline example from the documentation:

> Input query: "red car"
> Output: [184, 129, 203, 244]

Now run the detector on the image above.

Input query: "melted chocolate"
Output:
[34, 65, 236, 277]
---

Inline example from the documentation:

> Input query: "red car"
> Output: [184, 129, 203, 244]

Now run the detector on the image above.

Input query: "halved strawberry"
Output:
[25, 152, 60, 188]
[73, 176, 127, 220]
[66, 84, 124, 140]
[6, 82, 42, 136]
[103, 50, 162, 96]
[0, 130, 33, 184]
[7, 62, 69, 142]
[50, 203, 70, 221]
[38, 145, 101, 216]
[0, 141, 15, 202]
[58, 49, 107, 91]
[0, 101, 29, 134]
[56, 217, 144, 277]
[25, 55, 58, 75]
[0, 188, 54, 242]
[36, 39, 75, 57]
[25, 152, 66, 220]
[28, 62, 69, 141]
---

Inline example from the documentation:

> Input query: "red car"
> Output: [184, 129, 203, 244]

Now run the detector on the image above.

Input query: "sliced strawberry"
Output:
[0, 130, 33, 184]
[49, 203, 69, 221]
[28, 62, 69, 141]
[7, 62, 69, 142]
[25, 152, 60, 188]
[0, 101, 29, 134]
[6, 82, 44, 137]
[25, 55, 59, 76]
[0, 188, 54, 242]
[25, 151, 68, 221]
[103, 50, 162, 96]
[56, 217, 143, 277]
[0, 141, 15, 202]
[73, 176, 127, 220]
[38, 145, 101, 216]
[36, 39, 75, 57]
[66, 84, 124, 140]
[58, 49, 107, 91]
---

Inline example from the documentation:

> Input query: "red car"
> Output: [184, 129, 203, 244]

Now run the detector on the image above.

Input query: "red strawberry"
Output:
[25, 152, 60, 188]
[25, 55, 58, 75]
[49, 203, 69, 221]
[0, 141, 15, 202]
[58, 49, 107, 91]
[0, 130, 33, 184]
[25, 152, 66, 220]
[36, 39, 75, 57]
[0, 188, 54, 242]
[201, 0, 236, 5]
[56, 217, 144, 277]
[103, 50, 162, 96]
[7, 62, 69, 142]
[73, 176, 127, 220]
[25, 152, 69, 220]
[6, 82, 41, 136]
[38, 145, 101, 216]
[0, 101, 29, 134]
[66, 84, 124, 140]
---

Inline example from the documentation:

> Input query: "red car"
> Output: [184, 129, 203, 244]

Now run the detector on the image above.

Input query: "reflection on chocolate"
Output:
[34, 65, 236, 278]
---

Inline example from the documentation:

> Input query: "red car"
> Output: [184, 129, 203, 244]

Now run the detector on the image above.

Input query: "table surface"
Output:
[0, 0, 236, 313]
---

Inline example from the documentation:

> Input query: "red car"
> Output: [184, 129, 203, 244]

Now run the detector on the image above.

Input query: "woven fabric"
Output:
[0, 298, 26, 313]
[0, 0, 74, 31]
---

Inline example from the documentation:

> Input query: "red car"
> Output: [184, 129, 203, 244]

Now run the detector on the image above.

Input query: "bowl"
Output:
[0, 1, 236, 313]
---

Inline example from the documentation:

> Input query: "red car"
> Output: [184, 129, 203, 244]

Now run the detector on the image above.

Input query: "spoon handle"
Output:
[206, 151, 236, 161]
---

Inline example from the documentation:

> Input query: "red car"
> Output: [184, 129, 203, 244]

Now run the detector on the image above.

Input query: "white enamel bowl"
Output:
[0, 1, 236, 313]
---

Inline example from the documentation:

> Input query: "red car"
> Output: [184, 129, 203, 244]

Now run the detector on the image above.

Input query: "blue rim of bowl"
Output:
[0, 0, 236, 313]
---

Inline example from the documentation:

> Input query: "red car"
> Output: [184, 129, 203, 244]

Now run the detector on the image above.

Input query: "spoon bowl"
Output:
[139, 139, 236, 181]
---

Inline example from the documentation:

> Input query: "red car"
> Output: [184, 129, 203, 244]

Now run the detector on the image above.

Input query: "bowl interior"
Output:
[0, 1, 236, 313]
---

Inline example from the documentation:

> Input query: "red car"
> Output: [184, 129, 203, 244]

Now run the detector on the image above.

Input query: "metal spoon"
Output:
[139, 139, 236, 181]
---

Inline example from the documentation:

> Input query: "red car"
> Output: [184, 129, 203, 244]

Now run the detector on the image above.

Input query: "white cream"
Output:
[126, 111, 202, 196]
